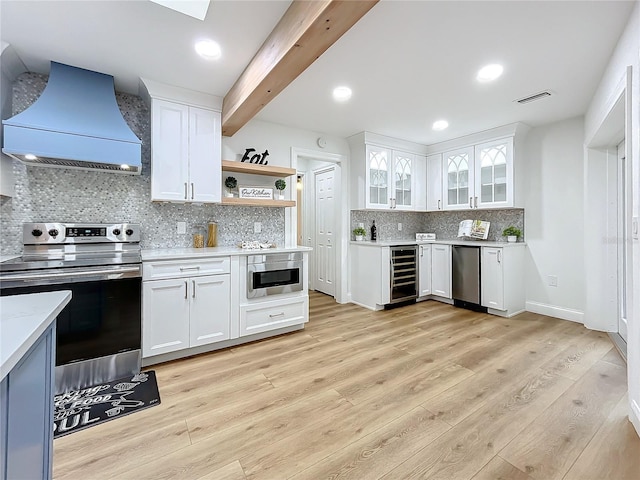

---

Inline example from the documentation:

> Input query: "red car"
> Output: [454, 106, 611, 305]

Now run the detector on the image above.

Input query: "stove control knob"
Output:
[125, 228, 134, 236]
[48, 229, 59, 237]
[112, 228, 121, 236]
[31, 229, 43, 237]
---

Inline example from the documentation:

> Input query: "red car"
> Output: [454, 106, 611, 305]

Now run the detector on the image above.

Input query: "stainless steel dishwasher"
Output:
[452, 245, 486, 312]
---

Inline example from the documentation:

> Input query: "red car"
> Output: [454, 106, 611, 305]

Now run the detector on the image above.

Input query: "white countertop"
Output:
[142, 245, 313, 261]
[1, 290, 72, 381]
[351, 239, 526, 248]
[0, 254, 20, 263]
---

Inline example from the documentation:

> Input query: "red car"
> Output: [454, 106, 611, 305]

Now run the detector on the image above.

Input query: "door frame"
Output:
[288, 147, 347, 303]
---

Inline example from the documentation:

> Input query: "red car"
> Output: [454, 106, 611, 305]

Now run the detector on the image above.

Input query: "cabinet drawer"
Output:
[240, 296, 308, 337]
[143, 257, 230, 280]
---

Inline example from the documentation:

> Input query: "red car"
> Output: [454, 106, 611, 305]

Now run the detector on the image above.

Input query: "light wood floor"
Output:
[53, 292, 640, 480]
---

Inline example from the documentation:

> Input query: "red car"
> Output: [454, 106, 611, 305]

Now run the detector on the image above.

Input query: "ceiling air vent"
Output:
[515, 91, 552, 104]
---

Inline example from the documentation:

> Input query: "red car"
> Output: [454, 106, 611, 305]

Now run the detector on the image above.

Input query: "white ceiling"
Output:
[1, 1, 635, 145]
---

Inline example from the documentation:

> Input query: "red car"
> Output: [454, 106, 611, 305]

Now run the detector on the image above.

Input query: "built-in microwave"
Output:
[247, 252, 303, 298]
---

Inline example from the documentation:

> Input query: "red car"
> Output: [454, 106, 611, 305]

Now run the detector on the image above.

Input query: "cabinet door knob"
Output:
[474, 196, 478, 208]
[184, 183, 188, 200]
[184, 281, 188, 299]
[438, 199, 441, 210]
[191, 183, 195, 200]
[469, 197, 473, 208]
[192, 280, 196, 298]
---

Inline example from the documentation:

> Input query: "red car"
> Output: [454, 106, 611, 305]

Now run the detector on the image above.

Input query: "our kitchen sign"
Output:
[239, 186, 273, 199]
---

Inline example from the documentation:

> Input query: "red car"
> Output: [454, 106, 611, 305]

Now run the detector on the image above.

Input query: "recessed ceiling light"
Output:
[24, 153, 37, 160]
[477, 64, 504, 82]
[332, 86, 352, 102]
[432, 120, 449, 131]
[195, 39, 221, 60]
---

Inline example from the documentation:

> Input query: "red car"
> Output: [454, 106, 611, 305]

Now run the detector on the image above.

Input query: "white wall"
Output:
[523, 117, 586, 322]
[584, 0, 640, 435]
[222, 119, 349, 168]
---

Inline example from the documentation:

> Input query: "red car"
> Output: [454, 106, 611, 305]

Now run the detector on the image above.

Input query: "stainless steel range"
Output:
[0, 223, 142, 394]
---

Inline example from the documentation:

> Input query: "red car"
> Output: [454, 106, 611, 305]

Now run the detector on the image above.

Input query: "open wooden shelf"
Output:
[221, 197, 296, 208]
[222, 160, 296, 177]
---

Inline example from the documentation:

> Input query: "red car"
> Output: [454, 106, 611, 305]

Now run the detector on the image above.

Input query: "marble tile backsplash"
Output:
[0, 72, 284, 255]
[351, 208, 524, 242]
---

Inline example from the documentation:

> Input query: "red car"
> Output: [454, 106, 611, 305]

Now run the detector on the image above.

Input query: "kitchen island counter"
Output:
[0, 290, 71, 381]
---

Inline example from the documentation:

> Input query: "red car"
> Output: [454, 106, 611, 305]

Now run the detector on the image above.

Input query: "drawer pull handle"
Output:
[192, 280, 196, 298]
[184, 281, 188, 299]
[269, 312, 285, 318]
[180, 266, 200, 271]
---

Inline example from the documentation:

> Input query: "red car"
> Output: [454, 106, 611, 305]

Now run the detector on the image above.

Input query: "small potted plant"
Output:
[353, 226, 367, 241]
[502, 226, 522, 243]
[275, 179, 286, 200]
[224, 176, 237, 197]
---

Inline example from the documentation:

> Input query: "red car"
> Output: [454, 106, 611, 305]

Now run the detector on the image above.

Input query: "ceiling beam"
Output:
[221, 0, 378, 137]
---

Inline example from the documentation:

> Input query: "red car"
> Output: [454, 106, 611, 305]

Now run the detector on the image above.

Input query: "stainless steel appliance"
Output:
[247, 252, 303, 298]
[452, 245, 487, 312]
[0, 223, 142, 393]
[389, 245, 417, 304]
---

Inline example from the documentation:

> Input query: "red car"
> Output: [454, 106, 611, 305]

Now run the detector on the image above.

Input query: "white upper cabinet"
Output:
[426, 154, 443, 211]
[428, 123, 526, 211]
[443, 146, 475, 210]
[139, 78, 222, 204]
[474, 137, 513, 209]
[349, 132, 427, 211]
[150, 99, 221, 203]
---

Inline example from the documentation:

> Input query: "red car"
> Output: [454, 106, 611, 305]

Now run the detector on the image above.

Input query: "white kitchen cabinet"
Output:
[240, 295, 307, 337]
[366, 145, 425, 210]
[481, 245, 525, 317]
[149, 98, 221, 203]
[348, 132, 427, 211]
[442, 137, 514, 210]
[142, 258, 231, 357]
[481, 248, 504, 310]
[431, 244, 452, 299]
[426, 154, 443, 211]
[418, 244, 432, 296]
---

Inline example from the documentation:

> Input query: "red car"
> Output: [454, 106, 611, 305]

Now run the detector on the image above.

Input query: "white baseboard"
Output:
[525, 301, 585, 323]
[631, 400, 640, 436]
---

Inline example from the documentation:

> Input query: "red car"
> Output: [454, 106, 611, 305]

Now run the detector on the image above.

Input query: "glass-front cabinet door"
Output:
[443, 146, 474, 210]
[366, 145, 391, 208]
[474, 138, 513, 208]
[393, 151, 415, 210]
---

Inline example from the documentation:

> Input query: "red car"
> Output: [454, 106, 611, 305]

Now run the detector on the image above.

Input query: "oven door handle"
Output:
[1, 266, 141, 282]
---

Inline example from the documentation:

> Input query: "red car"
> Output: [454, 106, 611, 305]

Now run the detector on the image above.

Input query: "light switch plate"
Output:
[254, 222, 262, 234]
[398, 223, 402, 231]
[177, 222, 186, 234]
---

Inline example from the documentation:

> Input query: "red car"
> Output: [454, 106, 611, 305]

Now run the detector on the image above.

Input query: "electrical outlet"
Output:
[548, 275, 558, 287]
[254, 222, 262, 234]
[177, 222, 186, 234]
[398, 223, 402, 231]
[358, 223, 364, 229]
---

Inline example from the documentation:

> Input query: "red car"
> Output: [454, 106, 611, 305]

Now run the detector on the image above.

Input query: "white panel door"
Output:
[151, 99, 189, 201]
[315, 167, 336, 296]
[426, 154, 443, 211]
[431, 244, 452, 299]
[189, 106, 221, 203]
[418, 244, 432, 296]
[481, 247, 505, 310]
[142, 278, 190, 357]
[190, 274, 231, 347]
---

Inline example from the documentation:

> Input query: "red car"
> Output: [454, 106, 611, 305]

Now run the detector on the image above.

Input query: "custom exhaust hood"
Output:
[2, 62, 142, 174]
